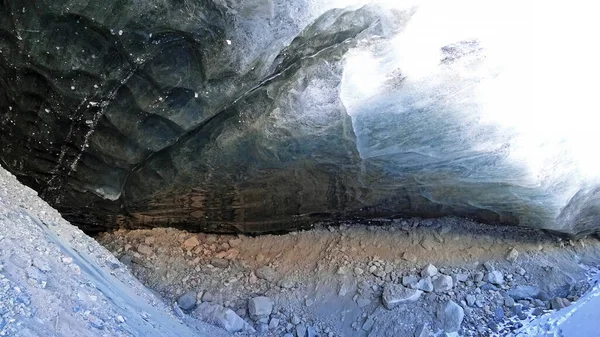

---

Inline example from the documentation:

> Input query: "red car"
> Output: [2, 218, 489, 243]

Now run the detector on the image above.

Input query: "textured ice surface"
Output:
[0, 0, 598, 235]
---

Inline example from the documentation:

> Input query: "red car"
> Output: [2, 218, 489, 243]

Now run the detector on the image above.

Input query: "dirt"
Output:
[97, 217, 600, 337]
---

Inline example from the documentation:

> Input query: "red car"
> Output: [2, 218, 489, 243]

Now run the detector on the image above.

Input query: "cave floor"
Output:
[97, 218, 600, 337]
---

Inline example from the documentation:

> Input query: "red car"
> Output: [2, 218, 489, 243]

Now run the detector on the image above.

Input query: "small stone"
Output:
[211, 258, 229, 268]
[455, 273, 469, 282]
[362, 317, 375, 331]
[417, 277, 434, 292]
[116, 315, 125, 323]
[421, 264, 438, 278]
[183, 236, 200, 249]
[283, 334, 294, 337]
[248, 296, 273, 320]
[493, 307, 504, 322]
[474, 271, 484, 282]
[550, 297, 571, 309]
[256, 266, 277, 282]
[486, 271, 504, 285]
[440, 300, 464, 333]
[433, 275, 453, 292]
[269, 317, 280, 329]
[382, 284, 423, 310]
[257, 323, 269, 333]
[177, 291, 197, 311]
[504, 296, 515, 307]
[194, 303, 251, 333]
[483, 261, 494, 272]
[506, 248, 519, 263]
[414, 323, 430, 337]
[26, 266, 47, 288]
[144, 236, 156, 245]
[137, 244, 152, 255]
[33, 257, 51, 272]
[307, 326, 318, 337]
[296, 324, 307, 337]
[291, 314, 301, 325]
[516, 267, 526, 276]
[202, 292, 214, 302]
[354, 267, 364, 275]
[466, 294, 476, 307]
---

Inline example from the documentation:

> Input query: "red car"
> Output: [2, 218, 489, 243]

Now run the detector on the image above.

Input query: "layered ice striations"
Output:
[0, 0, 597, 235]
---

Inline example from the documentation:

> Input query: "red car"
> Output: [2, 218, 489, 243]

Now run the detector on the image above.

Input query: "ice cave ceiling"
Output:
[0, 0, 598, 236]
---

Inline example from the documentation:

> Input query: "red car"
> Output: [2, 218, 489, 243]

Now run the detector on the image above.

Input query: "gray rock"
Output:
[486, 271, 504, 285]
[506, 248, 519, 263]
[402, 275, 419, 287]
[291, 314, 301, 325]
[508, 285, 540, 300]
[257, 323, 269, 333]
[201, 292, 214, 302]
[414, 323, 430, 337]
[248, 296, 273, 320]
[550, 297, 571, 309]
[474, 271, 485, 282]
[269, 317, 280, 329]
[421, 264, 438, 278]
[283, 334, 294, 337]
[455, 273, 469, 283]
[296, 323, 307, 337]
[504, 296, 515, 307]
[211, 258, 229, 268]
[362, 317, 375, 331]
[483, 261, 495, 272]
[256, 266, 277, 282]
[177, 291, 197, 311]
[382, 284, 423, 309]
[440, 300, 464, 333]
[417, 277, 434, 292]
[433, 275, 453, 292]
[194, 303, 253, 333]
[307, 326, 318, 337]
[466, 294, 476, 307]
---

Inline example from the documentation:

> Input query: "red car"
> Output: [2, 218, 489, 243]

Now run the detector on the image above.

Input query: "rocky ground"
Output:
[98, 217, 600, 337]
[0, 165, 227, 337]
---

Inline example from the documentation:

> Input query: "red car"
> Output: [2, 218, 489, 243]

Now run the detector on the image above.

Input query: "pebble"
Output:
[433, 275, 453, 292]
[486, 271, 504, 285]
[402, 275, 419, 287]
[440, 300, 464, 333]
[307, 326, 318, 337]
[382, 284, 423, 310]
[248, 296, 273, 320]
[183, 236, 200, 249]
[291, 314, 301, 325]
[354, 267, 364, 275]
[269, 317, 280, 329]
